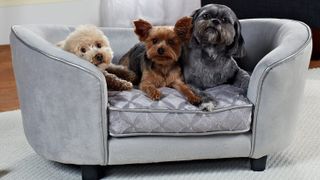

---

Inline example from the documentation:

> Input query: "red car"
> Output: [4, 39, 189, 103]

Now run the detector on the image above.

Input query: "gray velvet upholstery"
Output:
[10, 25, 108, 165]
[108, 85, 252, 137]
[108, 133, 252, 165]
[10, 19, 312, 166]
[240, 19, 312, 158]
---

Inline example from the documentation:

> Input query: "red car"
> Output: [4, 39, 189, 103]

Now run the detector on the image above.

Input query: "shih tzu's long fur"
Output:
[182, 4, 250, 111]
[57, 25, 135, 91]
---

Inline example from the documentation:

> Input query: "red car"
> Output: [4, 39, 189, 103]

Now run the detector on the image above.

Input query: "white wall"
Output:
[0, 0, 100, 44]
[101, 0, 200, 27]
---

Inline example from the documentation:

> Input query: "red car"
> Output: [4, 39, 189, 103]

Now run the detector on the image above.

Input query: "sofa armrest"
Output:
[10, 25, 108, 165]
[247, 21, 312, 158]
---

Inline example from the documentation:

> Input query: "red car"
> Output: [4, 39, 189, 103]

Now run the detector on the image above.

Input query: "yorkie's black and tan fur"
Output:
[57, 25, 136, 91]
[119, 17, 201, 105]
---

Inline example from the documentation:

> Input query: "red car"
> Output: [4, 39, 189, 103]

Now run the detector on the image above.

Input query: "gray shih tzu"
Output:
[182, 4, 250, 111]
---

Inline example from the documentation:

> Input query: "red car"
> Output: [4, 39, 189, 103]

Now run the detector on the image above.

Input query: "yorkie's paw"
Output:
[188, 95, 202, 106]
[148, 89, 161, 101]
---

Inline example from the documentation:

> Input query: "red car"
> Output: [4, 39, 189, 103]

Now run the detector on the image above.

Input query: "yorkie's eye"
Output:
[80, 47, 86, 53]
[152, 38, 158, 44]
[168, 39, 175, 45]
[202, 13, 210, 20]
[96, 43, 102, 48]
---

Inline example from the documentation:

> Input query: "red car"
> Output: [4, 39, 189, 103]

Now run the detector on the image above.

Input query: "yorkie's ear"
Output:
[174, 16, 193, 42]
[133, 19, 152, 41]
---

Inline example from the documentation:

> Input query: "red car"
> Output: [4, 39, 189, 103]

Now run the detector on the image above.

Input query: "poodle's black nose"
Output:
[95, 53, 104, 62]
[157, 48, 165, 55]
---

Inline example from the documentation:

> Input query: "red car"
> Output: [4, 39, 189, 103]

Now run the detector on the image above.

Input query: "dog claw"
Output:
[150, 94, 161, 101]
[148, 89, 161, 101]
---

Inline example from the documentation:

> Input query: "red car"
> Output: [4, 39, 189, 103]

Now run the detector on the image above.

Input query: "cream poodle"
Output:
[57, 25, 136, 91]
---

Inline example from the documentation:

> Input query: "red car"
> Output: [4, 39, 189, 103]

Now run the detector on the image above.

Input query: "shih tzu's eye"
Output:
[167, 39, 175, 45]
[202, 13, 210, 20]
[221, 18, 228, 23]
[152, 38, 158, 44]
[96, 43, 102, 48]
[80, 47, 86, 53]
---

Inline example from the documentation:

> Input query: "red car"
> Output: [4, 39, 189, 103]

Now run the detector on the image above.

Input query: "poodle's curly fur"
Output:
[57, 25, 136, 91]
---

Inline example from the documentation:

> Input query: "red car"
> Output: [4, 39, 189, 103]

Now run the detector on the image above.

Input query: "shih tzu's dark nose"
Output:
[211, 19, 221, 25]
[95, 53, 104, 62]
[157, 47, 165, 55]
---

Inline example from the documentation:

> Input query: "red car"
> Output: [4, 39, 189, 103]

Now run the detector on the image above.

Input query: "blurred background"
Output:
[0, 0, 199, 44]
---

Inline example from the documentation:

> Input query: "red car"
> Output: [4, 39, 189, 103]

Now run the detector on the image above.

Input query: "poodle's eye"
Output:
[152, 38, 158, 44]
[168, 39, 175, 45]
[80, 47, 86, 53]
[96, 43, 102, 48]
[202, 13, 210, 20]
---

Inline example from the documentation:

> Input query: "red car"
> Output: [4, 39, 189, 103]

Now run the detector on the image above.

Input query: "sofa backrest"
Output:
[13, 19, 310, 73]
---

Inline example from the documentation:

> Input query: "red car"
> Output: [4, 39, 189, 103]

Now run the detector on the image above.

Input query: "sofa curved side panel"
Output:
[10, 30, 108, 165]
[249, 41, 312, 158]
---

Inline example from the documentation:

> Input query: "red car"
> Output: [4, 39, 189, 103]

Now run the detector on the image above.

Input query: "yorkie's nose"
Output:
[157, 48, 165, 55]
[95, 53, 104, 62]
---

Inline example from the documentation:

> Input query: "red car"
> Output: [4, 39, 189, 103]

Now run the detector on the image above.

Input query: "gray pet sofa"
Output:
[10, 19, 312, 180]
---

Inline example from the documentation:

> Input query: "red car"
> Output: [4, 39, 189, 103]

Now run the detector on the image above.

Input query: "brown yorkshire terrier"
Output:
[57, 25, 136, 91]
[119, 17, 201, 105]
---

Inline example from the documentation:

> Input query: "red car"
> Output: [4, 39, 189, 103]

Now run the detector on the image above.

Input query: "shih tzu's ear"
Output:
[133, 19, 152, 41]
[191, 8, 201, 24]
[174, 16, 193, 42]
[227, 20, 245, 58]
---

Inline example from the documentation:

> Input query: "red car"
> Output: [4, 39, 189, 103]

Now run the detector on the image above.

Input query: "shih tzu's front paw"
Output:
[199, 101, 217, 112]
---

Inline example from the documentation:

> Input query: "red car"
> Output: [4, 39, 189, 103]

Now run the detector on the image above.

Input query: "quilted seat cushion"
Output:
[108, 85, 252, 137]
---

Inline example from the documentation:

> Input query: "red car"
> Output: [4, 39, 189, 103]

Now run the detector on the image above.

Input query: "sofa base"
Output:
[81, 165, 105, 180]
[80, 156, 268, 179]
[250, 156, 268, 171]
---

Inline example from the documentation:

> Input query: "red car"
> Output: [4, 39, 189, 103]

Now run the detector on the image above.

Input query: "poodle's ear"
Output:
[227, 20, 245, 58]
[174, 16, 193, 42]
[56, 40, 65, 49]
[133, 19, 152, 41]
